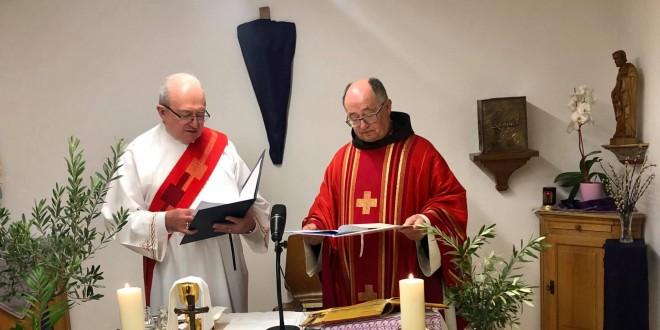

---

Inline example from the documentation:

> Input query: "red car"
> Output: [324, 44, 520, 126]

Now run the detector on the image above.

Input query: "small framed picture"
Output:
[543, 187, 557, 209]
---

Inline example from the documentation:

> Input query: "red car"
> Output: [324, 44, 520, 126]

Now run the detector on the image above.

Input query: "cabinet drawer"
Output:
[547, 221, 613, 234]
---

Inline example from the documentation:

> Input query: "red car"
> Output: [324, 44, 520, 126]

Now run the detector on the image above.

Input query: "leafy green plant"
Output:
[0, 137, 128, 330]
[554, 150, 608, 201]
[9, 267, 70, 330]
[425, 224, 547, 330]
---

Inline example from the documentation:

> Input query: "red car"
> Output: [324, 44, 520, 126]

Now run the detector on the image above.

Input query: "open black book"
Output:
[180, 150, 265, 245]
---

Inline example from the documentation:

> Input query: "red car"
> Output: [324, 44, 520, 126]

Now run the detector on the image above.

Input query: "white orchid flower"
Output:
[566, 85, 595, 132]
[571, 110, 590, 125]
[576, 102, 591, 114]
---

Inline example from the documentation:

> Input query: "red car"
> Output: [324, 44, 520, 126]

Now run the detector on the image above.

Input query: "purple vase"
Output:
[579, 182, 605, 201]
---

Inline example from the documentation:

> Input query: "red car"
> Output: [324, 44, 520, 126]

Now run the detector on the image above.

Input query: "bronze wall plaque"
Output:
[477, 96, 528, 154]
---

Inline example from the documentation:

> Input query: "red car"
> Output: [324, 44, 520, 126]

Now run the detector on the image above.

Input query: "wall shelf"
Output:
[470, 149, 539, 191]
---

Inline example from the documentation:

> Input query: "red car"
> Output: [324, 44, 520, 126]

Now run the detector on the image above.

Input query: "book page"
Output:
[337, 223, 401, 234]
[194, 150, 265, 211]
[286, 223, 411, 237]
[238, 150, 265, 200]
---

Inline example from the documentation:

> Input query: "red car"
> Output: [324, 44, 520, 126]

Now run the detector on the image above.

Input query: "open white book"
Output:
[286, 223, 409, 238]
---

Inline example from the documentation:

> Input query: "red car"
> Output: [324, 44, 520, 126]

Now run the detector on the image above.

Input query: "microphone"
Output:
[267, 204, 299, 330]
[270, 204, 286, 242]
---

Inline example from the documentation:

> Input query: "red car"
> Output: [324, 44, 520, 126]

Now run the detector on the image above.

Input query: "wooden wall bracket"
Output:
[470, 149, 539, 191]
[602, 143, 649, 164]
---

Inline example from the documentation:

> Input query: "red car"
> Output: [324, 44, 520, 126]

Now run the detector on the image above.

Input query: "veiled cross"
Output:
[356, 191, 378, 215]
[174, 286, 209, 330]
[357, 284, 378, 302]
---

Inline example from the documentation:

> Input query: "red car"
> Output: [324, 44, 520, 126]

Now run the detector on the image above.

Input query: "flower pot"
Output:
[579, 182, 605, 201]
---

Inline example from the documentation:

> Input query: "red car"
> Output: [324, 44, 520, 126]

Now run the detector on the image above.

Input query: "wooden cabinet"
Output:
[536, 210, 644, 330]
[0, 294, 71, 330]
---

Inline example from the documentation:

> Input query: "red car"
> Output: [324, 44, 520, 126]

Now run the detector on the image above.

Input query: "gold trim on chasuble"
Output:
[379, 144, 394, 299]
[339, 139, 414, 304]
[340, 145, 359, 300]
[390, 138, 412, 295]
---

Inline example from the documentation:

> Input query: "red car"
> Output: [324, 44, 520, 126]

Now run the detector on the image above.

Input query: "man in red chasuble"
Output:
[301, 78, 467, 329]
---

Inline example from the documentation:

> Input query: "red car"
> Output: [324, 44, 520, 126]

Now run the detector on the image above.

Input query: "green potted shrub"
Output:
[425, 224, 547, 330]
[0, 137, 128, 330]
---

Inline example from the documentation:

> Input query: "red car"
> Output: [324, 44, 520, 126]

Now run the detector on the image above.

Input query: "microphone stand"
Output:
[267, 238, 299, 330]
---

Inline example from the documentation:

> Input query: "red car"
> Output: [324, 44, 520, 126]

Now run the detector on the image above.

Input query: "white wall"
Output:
[2, 0, 655, 329]
[619, 1, 660, 328]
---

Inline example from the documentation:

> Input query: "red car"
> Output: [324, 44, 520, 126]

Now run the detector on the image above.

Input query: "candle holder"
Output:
[542, 187, 556, 210]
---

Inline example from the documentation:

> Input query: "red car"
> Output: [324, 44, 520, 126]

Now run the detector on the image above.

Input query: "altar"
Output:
[213, 311, 447, 330]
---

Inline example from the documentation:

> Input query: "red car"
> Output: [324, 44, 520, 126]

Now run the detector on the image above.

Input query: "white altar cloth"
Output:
[214, 311, 306, 329]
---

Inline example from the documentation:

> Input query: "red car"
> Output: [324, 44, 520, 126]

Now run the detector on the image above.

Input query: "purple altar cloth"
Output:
[558, 197, 617, 211]
[319, 312, 443, 330]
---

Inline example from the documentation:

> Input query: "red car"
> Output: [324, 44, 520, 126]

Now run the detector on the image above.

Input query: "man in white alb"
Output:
[102, 73, 270, 312]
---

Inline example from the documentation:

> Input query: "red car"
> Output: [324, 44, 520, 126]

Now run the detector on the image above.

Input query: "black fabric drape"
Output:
[237, 19, 296, 165]
[603, 239, 649, 330]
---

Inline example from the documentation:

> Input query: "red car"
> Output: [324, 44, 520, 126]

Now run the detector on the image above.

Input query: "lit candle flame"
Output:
[408, 273, 414, 279]
[124, 283, 130, 289]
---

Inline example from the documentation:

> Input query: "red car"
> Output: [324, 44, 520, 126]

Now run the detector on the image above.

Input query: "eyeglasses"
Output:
[344, 101, 387, 128]
[160, 104, 210, 122]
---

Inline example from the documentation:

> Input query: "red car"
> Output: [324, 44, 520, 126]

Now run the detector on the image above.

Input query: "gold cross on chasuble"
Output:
[356, 191, 378, 215]
[357, 284, 378, 302]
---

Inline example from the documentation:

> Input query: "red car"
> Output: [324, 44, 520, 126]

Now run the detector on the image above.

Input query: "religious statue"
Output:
[610, 50, 639, 145]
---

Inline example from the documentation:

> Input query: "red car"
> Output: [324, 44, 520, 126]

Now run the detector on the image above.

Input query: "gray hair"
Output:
[342, 77, 388, 105]
[158, 73, 203, 106]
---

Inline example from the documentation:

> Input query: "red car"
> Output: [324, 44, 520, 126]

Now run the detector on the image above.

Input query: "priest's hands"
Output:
[301, 223, 324, 246]
[165, 208, 197, 235]
[213, 206, 257, 234]
[399, 214, 427, 241]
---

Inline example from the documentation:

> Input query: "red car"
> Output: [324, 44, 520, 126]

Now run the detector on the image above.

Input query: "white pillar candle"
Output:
[116, 283, 145, 330]
[399, 274, 425, 330]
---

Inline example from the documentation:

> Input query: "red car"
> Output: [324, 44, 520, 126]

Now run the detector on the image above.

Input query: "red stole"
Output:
[143, 128, 228, 306]
[304, 135, 468, 308]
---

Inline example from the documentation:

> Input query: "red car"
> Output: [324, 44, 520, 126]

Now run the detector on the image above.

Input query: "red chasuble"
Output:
[143, 128, 228, 306]
[303, 135, 467, 308]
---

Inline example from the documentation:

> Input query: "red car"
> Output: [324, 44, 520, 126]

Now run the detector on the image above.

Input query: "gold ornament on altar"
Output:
[177, 282, 200, 307]
[174, 282, 207, 330]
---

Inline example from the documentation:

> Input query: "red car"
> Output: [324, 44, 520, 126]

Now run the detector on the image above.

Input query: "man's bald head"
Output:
[342, 77, 392, 142]
[342, 78, 388, 106]
[156, 73, 207, 144]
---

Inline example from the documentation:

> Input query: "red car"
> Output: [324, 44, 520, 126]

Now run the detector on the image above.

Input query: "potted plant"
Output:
[601, 157, 656, 243]
[425, 224, 547, 330]
[0, 137, 128, 330]
[554, 85, 608, 201]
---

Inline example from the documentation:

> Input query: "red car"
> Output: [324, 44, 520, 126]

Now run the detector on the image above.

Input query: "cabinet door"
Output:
[543, 235, 604, 330]
[541, 235, 557, 330]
